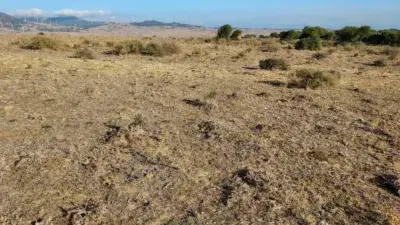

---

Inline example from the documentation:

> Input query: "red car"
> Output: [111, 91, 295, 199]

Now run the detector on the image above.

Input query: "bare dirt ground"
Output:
[0, 33, 400, 225]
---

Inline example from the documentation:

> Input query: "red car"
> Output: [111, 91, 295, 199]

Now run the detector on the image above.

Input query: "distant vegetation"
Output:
[131, 20, 204, 29]
[216, 24, 243, 40]
[19, 36, 60, 50]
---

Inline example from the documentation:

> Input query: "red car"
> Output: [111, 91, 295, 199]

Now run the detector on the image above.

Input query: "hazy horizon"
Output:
[3, 0, 400, 29]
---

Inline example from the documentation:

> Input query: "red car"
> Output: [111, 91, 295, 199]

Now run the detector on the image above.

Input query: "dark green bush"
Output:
[322, 31, 336, 40]
[20, 36, 59, 50]
[336, 26, 372, 42]
[366, 29, 400, 46]
[217, 24, 233, 39]
[295, 37, 322, 51]
[288, 69, 340, 89]
[300, 26, 329, 39]
[279, 30, 301, 40]
[270, 32, 279, 38]
[230, 30, 243, 40]
[259, 58, 289, 70]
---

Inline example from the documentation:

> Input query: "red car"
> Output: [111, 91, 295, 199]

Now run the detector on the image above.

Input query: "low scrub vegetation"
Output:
[19, 36, 60, 50]
[295, 37, 322, 51]
[259, 58, 289, 70]
[73, 47, 96, 59]
[381, 47, 399, 60]
[216, 24, 243, 40]
[141, 42, 180, 57]
[288, 69, 340, 89]
[260, 39, 280, 52]
[372, 58, 388, 67]
[313, 52, 329, 60]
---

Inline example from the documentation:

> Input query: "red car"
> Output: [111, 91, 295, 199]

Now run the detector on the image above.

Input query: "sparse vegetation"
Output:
[230, 30, 243, 40]
[259, 58, 289, 70]
[288, 69, 340, 89]
[313, 52, 328, 60]
[372, 58, 388, 67]
[216, 24, 233, 39]
[382, 47, 399, 60]
[19, 36, 60, 50]
[73, 47, 96, 59]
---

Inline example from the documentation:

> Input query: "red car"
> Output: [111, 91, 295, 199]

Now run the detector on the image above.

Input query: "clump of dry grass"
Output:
[259, 58, 289, 70]
[105, 40, 143, 55]
[260, 39, 281, 52]
[313, 52, 329, 60]
[381, 47, 399, 60]
[19, 36, 60, 50]
[372, 58, 388, 67]
[141, 42, 181, 57]
[288, 69, 340, 89]
[73, 47, 96, 59]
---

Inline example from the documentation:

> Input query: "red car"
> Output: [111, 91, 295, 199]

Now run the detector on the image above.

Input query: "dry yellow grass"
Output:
[0, 33, 400, 225]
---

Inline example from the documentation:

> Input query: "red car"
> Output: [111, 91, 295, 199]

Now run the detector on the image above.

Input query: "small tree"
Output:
[230, 30, 243, 40]
[217, 24, 233, 39]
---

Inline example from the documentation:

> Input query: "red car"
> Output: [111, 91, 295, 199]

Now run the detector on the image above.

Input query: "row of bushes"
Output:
[17, 36, 181, 57]
[279, 26, 400, 47]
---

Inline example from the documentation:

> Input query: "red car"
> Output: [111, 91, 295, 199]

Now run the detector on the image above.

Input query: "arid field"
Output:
[0, 33, 399, 225]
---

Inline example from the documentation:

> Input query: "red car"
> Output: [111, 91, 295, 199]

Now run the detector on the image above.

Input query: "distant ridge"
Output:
[0, 12, 24, 29]
[24, 16, 105, 29]
[131, 20, 204, 29]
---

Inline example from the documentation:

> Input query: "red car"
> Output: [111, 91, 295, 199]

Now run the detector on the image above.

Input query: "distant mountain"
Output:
[131, 20, 204, 29]
[0, 12, 24, 29]
[24, 16, 105, 29]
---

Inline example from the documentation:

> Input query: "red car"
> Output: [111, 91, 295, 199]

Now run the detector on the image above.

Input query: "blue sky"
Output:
[2, 0, 400, 28]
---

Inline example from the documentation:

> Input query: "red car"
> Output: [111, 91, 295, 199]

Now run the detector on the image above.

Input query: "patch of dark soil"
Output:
[372, 174, 400, 196]
[227, 92, 239, 99]
[253, 124, 264, 134]
[220, 178, 235, 206]
[198, 121, 218, 140]
[258, 80, 286, 87]
[345, 206, 390, 225]
[60, 199, 99, 225]
[165, 211, 200, 225]
[183, 99, 212, 110]
[104, 124, 121, 143]
[236, 168, 266, 189]
[255, 92, 269, 97]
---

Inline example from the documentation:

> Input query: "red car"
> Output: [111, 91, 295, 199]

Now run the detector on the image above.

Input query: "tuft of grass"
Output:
[141, 42, 181, 57]
[381, 47, 399, 60]
[313, 52, 329, 60]
[259, 58, 289, 70]
[73, 47, 96, 59]
[105, 40, 143, 55]
[372, 58, 388, 67]
[260, 39, 280, 52]
[288, 69, 340, 89]
[20, 36, 60, 50]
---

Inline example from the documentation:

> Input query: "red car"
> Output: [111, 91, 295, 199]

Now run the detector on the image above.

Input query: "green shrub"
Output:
[230, 30, 243, 40]
[279, 30, 301, 40]
[322, 31, 336, 40]
[372, 58, 388, 67]
[217, 24, 233, 39]
[366, 29, 400, 46]
[73, 47, 96, 59]
[288, 69, 340, 89]
[259, 58, 289, 70]
[336, 26, 372, 43]
[20, 36, 59, 50]
[300, 26, 329, 39]
[270, 32, 279, 38]
[295, 37, 322, 51]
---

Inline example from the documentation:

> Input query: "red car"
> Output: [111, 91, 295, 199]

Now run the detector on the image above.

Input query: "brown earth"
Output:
[0, 33, 399, 225]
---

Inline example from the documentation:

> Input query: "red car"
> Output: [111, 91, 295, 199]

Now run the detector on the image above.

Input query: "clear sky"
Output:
[2, 0, 400, 29]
